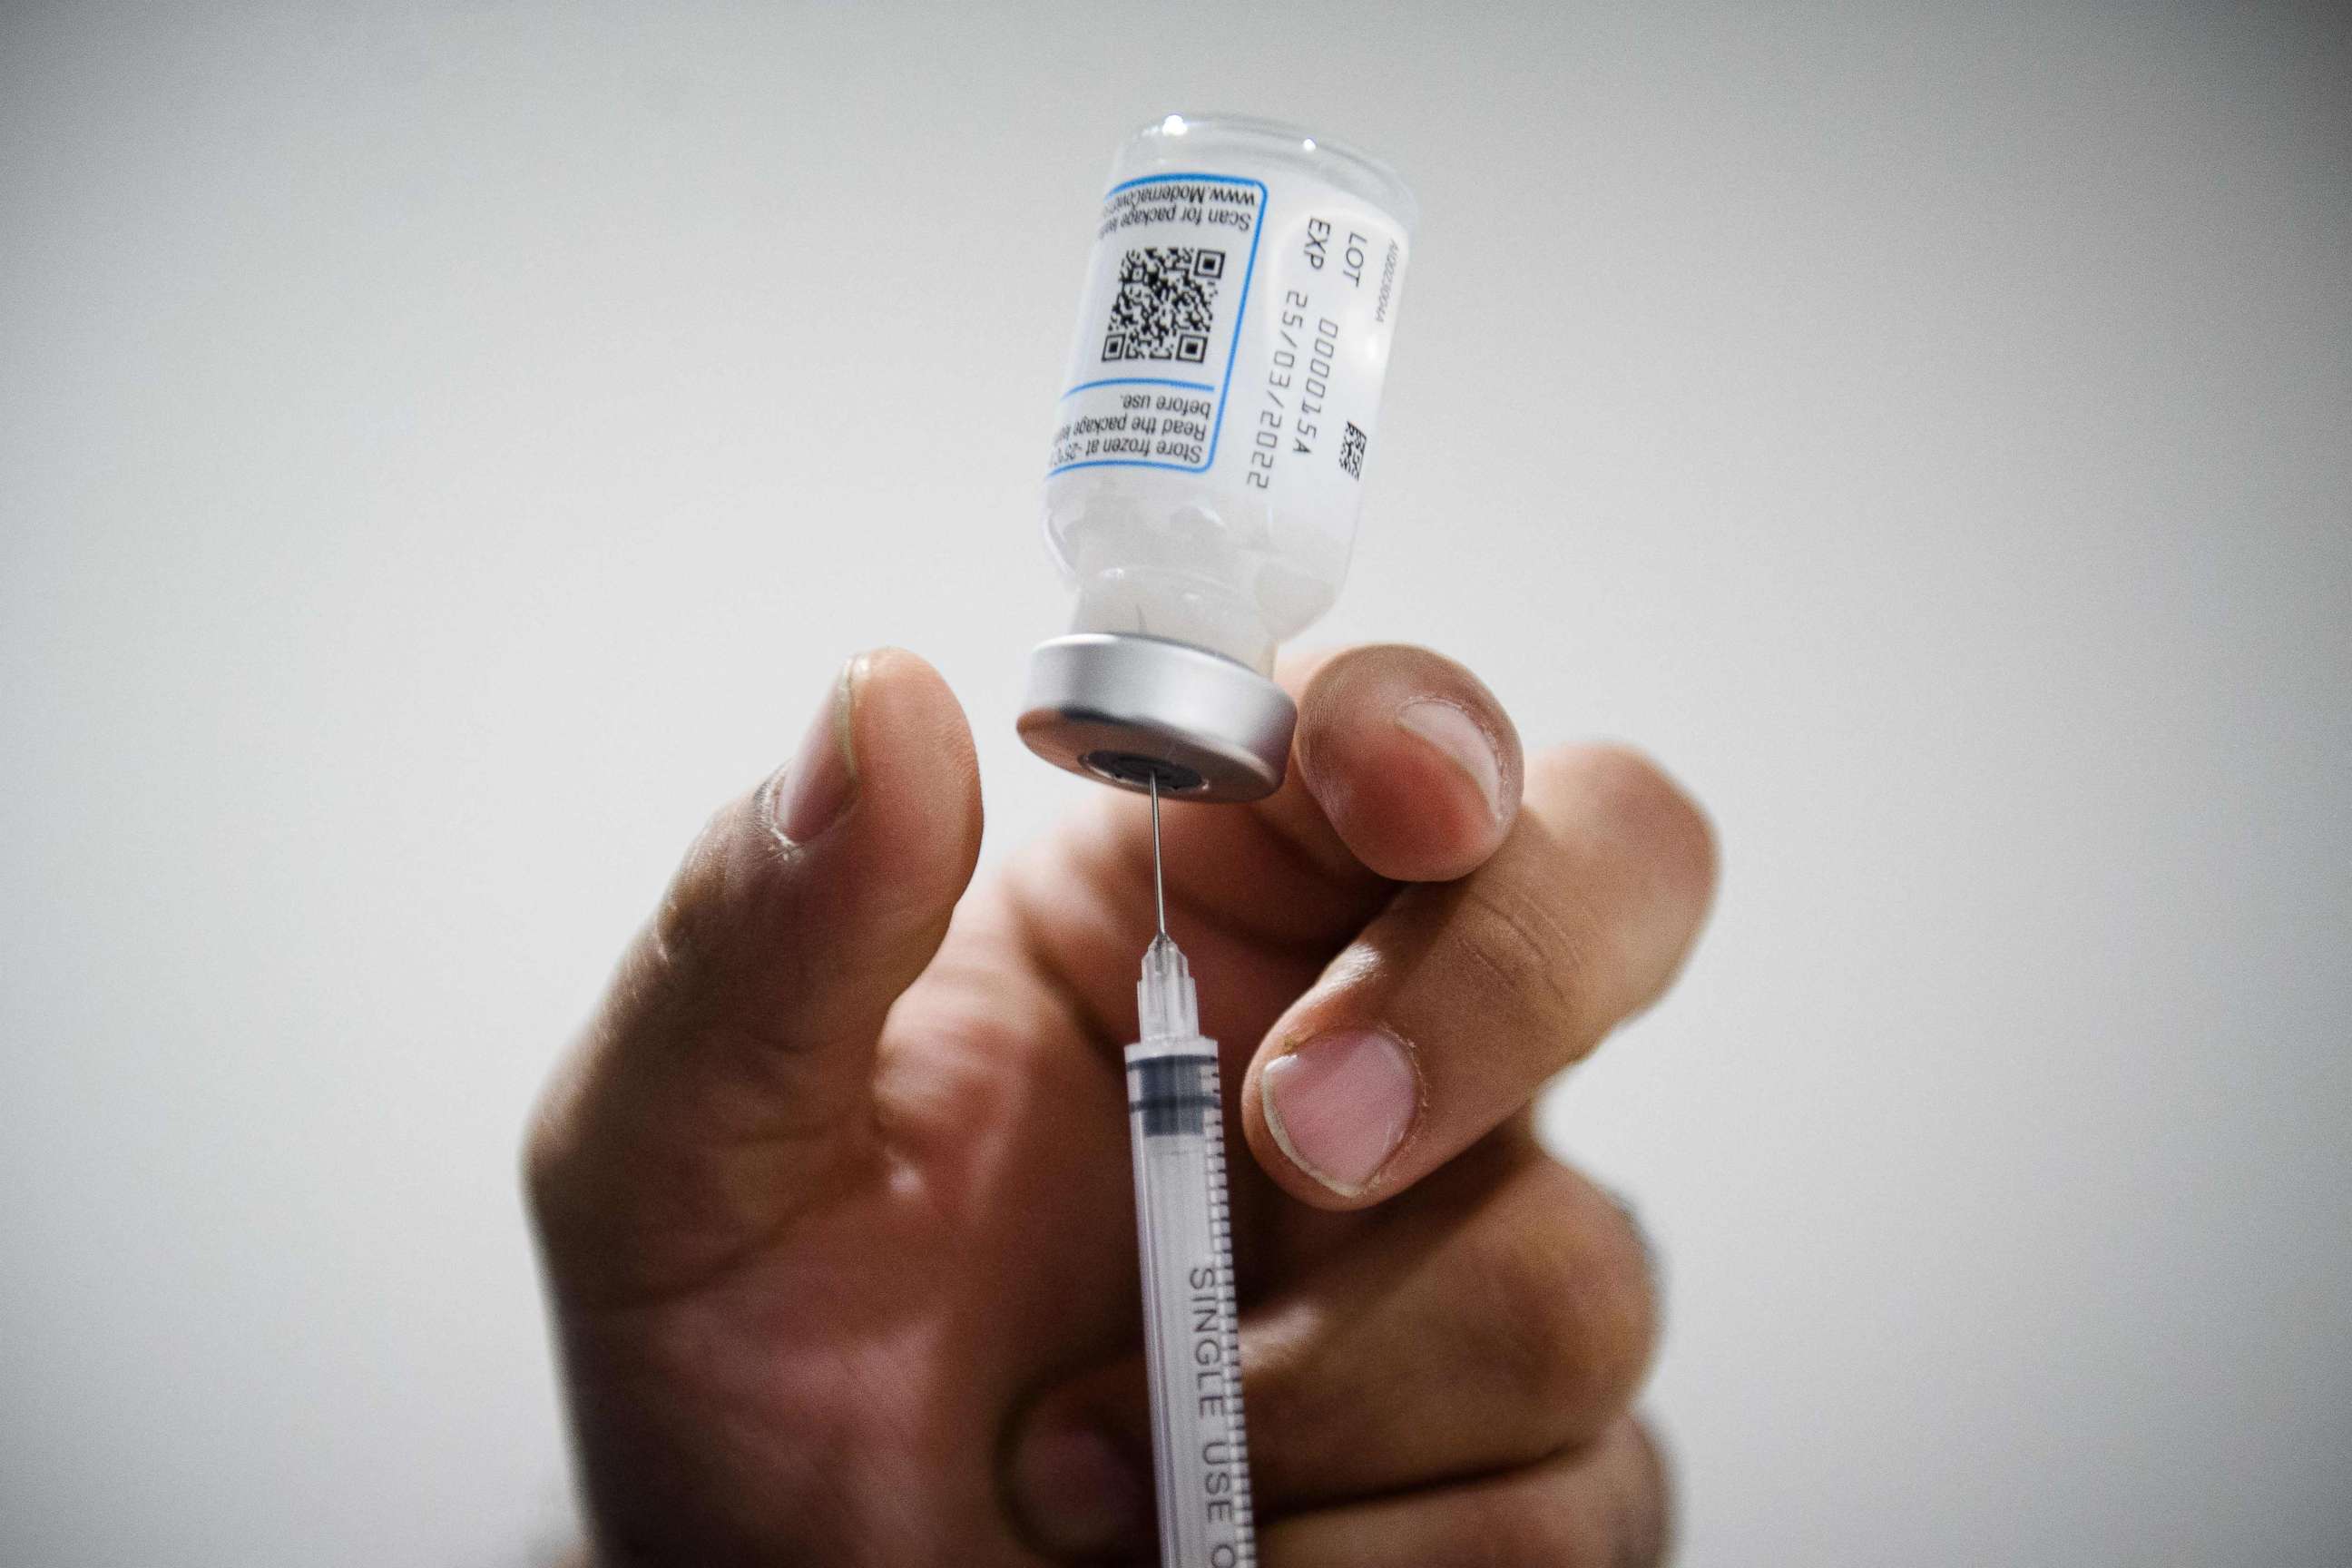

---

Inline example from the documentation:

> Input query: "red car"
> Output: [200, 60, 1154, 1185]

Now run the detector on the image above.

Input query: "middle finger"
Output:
[1241, 743, 1717, 1210]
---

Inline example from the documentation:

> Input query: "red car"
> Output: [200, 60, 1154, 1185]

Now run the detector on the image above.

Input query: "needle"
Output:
[1149, 770, 1167, 936]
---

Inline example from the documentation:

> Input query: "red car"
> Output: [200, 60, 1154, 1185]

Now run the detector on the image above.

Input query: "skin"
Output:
[526, 643, 1717, 1566]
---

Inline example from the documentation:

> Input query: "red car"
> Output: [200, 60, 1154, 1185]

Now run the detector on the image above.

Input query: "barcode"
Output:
[1102, 246, 1225, 366]
[1338, 421, 1367, 478]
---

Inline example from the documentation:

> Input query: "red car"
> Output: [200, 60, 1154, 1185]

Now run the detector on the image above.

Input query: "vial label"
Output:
[1047, 167, 1410, 518]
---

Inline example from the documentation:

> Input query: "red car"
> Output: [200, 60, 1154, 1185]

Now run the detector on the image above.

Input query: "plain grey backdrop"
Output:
[5, 2, 2347, 1563]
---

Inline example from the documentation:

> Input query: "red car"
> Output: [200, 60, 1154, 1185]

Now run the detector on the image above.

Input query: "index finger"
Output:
[1256, 641, 1526, 902]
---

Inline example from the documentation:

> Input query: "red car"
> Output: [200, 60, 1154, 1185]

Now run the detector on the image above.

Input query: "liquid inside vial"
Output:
[1043, 114, 1416, 675]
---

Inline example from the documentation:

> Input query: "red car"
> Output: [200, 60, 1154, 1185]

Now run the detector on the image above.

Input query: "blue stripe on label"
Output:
[1050, 172, 1269, 478]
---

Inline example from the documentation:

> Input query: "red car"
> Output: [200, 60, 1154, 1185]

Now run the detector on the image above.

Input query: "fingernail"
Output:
[1009, 1416, 1149, 1555]
[1396, 698, 1505, 821]
[1261, 1026, 1420, 1195]
[767, 658, 858, 846]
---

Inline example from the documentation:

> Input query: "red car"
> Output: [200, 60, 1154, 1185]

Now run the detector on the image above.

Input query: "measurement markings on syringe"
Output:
[1132, 1046, 1255, 1563]
[1132, 1054, 1219, 1133]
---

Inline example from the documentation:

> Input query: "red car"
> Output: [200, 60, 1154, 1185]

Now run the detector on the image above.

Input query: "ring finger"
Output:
[1262, 1416, 1671, 1568]
[1007, 1136, 1658, 1548]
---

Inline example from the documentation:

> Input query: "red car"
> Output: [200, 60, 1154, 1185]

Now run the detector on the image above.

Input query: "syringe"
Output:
[1125, 774, 1256, 1567]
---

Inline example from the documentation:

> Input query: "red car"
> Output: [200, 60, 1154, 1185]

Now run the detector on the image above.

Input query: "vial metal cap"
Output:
[1018, 633, 1296, 803]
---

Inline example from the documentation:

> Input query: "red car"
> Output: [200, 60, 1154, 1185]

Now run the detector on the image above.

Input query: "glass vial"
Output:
[1018, 113, 1417, 801]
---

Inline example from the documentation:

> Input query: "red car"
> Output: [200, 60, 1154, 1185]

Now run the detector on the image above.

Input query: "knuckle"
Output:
[1554, 744, 1719, 905]
[1465, 1419, 1673, 1568]
[519, 1047, 592, 1239]
[518, 1095, 562, 1220]
[1458, 1488, 1614, 1568]
[1464, 1165, 1661, 1428]
[1450, 866, 1611, 1052]
[647, 807, 740, 991]
[631, 792, 808, 1026]
[1614, 1418, 1676, 1567]
[1455, 1508, 1573, 1568]
[1439, 750, 1720, 1055]
[1598, 1185, 1666, 1335]
[1461, 1237, 1589, 1416]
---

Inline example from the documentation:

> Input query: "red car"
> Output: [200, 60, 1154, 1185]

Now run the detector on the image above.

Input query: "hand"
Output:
[526, 644, 1716, 1565]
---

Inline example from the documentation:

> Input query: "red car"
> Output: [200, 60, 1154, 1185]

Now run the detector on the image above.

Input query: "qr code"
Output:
[1102, 247, 1225, 365]
[1338, 421, 1367, 478]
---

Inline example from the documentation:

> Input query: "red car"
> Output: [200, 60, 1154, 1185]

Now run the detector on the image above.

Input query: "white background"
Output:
[4, 3, 2347, 1563]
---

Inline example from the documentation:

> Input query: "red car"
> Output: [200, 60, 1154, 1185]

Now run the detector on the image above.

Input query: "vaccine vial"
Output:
[1019, 113, 1416, 801]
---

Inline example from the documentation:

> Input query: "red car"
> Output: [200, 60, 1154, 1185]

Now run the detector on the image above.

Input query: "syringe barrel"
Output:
[1125, 1038, 1255, 1568]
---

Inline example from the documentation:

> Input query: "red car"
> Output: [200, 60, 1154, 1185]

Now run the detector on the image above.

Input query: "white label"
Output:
[1047, 167, 1409, 513]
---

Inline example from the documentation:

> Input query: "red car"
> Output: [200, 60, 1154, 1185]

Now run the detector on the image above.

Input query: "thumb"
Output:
[527, 647, 983, 1305]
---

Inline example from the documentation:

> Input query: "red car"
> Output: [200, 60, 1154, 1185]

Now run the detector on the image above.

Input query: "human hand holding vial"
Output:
[529, 109, 1711, 1568]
